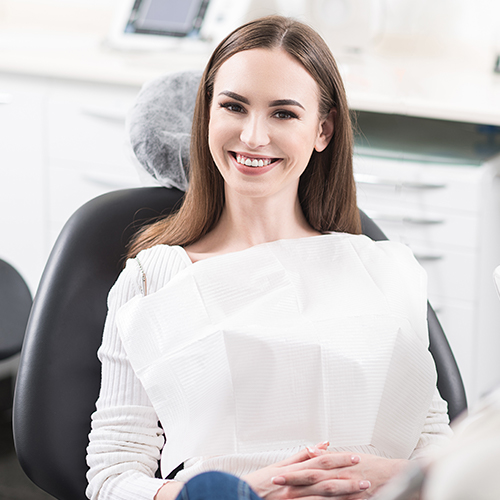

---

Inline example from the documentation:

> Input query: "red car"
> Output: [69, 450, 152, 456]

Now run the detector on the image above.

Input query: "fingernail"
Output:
[359, 480, 371, 490]
[351, 455, 361, 464]
[306, 446, 318, 454]
[320, 440, 330, 447]
[272, 476, 286, 485]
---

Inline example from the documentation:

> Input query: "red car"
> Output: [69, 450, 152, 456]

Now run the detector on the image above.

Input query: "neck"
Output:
[187, 185, 321, 258]
[221, 194, 313, 247]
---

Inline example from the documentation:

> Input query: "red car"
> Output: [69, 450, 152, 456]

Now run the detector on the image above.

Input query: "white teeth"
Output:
[236, 154, 273, 167]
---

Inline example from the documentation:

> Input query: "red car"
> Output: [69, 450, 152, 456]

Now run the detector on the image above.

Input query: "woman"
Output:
[86, 15, 452, 500]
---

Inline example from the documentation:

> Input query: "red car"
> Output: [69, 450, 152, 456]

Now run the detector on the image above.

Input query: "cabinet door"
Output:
[47, 80, 143, 249]
[0, 74, 47, 293]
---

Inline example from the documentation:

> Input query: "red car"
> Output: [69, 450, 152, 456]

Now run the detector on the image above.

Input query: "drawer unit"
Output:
[354, 148, 500, 405]
[354, 154, 482, 213]
[359, 202, 478, 249]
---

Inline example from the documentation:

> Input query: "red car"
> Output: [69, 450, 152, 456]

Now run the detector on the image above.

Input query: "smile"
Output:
[234, 153, 278, 168]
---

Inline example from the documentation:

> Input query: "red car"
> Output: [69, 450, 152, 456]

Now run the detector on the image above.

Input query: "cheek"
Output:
[208, 115, 232, 154]
[207, 122, 221, 161]
[281, 126, 319, 161]
[208, 119, 236, 174]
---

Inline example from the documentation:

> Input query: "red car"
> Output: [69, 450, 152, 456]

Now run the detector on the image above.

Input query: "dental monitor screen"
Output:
[108, 0, 250, 50]
[124, 0, 209, 38]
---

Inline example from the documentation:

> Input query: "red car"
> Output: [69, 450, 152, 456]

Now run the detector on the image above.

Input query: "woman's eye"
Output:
[274, 110, 298, 120]
[220, 102, 244, 113]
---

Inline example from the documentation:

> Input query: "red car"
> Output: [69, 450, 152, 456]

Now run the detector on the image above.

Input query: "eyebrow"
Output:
[219, 91, 249, 104]
[218, 91, 305, 110]
[269, 99, 305, 110]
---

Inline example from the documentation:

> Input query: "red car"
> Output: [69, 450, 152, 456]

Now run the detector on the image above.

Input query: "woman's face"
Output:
[208, 48, 333, 202]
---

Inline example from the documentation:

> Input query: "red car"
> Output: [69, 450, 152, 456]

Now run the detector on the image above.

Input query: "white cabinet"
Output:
[0, 73, 142, 293]
[46, 79, 141, 245]
[0, 74, 48, 293]
[354, 112, 500, 405]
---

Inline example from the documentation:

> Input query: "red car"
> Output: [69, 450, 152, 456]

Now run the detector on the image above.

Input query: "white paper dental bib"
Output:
[116, 234, 436, 477]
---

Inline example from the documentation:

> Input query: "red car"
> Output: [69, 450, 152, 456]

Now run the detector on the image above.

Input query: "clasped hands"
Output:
[243, 442, 408, 500]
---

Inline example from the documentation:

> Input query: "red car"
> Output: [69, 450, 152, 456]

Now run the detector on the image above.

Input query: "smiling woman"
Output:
[204, 47, 334, 228]
[125, 15, 359, 257]
[86, 15, 453, 500]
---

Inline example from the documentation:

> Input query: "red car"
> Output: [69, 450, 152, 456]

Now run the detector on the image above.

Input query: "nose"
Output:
[239, 115, 270, 149]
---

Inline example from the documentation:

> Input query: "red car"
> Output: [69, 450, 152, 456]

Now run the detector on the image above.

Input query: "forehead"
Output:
[213, 48, 320, 104]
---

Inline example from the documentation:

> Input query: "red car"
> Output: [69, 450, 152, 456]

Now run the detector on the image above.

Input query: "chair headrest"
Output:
[127, 70, 203, 191]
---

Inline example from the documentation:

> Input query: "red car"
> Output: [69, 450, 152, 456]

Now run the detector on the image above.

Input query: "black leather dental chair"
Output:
[0, 259, 32, 412]
[12, 186, 467, 500]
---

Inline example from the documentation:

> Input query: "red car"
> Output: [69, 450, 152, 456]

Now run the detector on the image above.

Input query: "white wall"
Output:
[241, 0, 500, 60]
[12, 0, 499, 55]
[381, 0, 499, 49]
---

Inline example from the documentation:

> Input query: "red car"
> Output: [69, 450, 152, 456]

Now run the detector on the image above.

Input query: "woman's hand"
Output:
[155, 480, 184, 500]
[270, 449, 409, 499]
[243, 443, 372, 499]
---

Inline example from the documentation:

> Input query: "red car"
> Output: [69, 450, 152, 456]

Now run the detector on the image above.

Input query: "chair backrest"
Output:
[0, 259, 32, 412]
[14, 187, 184, 500]
[0, 259, 32, 362]
[13, 187, 466, 500]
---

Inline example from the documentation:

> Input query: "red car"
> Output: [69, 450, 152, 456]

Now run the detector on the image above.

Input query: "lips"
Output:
[231, 152, 280, 168]
[229, 151, 282, 176]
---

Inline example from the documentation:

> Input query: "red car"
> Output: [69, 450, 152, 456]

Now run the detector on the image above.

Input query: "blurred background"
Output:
[0, 1, 499, 497]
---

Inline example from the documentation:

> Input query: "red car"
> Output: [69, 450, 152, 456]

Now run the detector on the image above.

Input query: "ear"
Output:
[314, 108, 336, 152]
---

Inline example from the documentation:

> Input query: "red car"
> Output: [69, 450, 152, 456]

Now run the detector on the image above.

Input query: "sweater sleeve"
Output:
[86, 257, 168, 500]
[409, 388, 454, 460]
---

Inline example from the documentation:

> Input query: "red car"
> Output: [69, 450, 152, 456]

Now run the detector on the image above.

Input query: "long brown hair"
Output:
[127, 15, 360, 259]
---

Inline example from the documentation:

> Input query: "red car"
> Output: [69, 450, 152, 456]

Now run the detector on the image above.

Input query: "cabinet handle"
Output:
[80, 106, 127, 122]
[404, 217, 445, 225]
[414, 254, 444, 261]
[83, 172, 138, 188]
[355, 173, 446, 190]
[364, 210, 444, 225]
[0, 93, 13, 104]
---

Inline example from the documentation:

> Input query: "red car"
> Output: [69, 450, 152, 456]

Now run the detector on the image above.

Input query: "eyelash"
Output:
[273, 110, 298, 120]
[219, 102, 244, 113]
[218, 102, 298, 120]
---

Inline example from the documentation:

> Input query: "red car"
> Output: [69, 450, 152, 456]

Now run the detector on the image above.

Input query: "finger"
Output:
[276, 442, 331, 467]
[279, 478, 371, 498]
[308, 453, 361, 471]
[277, 448, 322, 467]
[316, 441, 330, 450]
[273, 469, 331, 486]
[305, 442, 331, 458]
[273, 468, 369, 488]
[284, 452, 360, 475]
